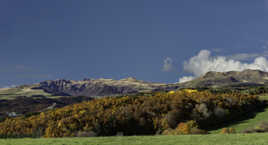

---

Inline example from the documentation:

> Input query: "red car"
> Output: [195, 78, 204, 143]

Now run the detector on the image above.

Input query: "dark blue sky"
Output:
[1, 0, 268, 87]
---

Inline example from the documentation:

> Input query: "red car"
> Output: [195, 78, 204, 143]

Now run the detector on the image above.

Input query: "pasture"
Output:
[1, 134, 268, 145]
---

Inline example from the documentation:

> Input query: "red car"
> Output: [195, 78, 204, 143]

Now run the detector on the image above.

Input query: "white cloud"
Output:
[179, 49, 268, 83]
[179, 76, 195, 83]
[162, 57, 173, 72]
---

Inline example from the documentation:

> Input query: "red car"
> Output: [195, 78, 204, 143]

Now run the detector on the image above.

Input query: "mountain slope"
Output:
[0, 77, 175, 119]
[180, 69, 268, 88]
[0, 90, 262, 137]
[1, 69, 268, 118]
[2, 69, 268, 100]
[35, 77, 174, 97]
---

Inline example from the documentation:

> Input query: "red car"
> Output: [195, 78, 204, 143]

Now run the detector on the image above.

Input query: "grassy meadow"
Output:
[0, 134, 268, 145]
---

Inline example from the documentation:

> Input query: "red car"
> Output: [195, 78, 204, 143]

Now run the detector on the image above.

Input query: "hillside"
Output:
[35, 69, 268, 98]
[36, 78, 178, 97]
[0, 85, 58, 100]
[0, 85, 93, 120]
[2, 69, 268, 100]
[180, 69, 268, 88]
[0, 77, 172, 100]
[34, 77, 176, 97]
[0, 77, 178, 120]
[210, 94, 268, 133]
[0, 90, 263, 137]
[1, 69, 268, 122]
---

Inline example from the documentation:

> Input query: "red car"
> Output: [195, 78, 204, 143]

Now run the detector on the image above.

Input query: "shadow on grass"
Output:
[203, 100, 268, 132]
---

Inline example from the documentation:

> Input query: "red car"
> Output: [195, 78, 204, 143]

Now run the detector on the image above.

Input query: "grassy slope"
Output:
[0, 86, 63, 100]
[211, 94, 268, 133]
[0, 134, 268, 145]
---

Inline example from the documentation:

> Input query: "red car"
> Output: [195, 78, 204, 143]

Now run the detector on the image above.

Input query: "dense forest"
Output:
[0, 90, 265, 137]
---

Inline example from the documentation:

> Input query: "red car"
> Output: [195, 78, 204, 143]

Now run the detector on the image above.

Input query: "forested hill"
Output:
[0, 90, 264, 137]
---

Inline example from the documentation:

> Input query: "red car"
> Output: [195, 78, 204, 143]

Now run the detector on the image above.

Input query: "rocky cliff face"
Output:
[36, 77, 172, 97]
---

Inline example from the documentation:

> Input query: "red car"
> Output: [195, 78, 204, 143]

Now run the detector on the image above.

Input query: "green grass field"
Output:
[0, 134, 268, 145]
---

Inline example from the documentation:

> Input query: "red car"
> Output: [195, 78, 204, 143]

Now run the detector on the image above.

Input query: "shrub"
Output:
[162, 120, 207, 135]
[166, 110, 184, 128]
[176, 120, 207, 134]
[176, 121, 196, 134]
[214, 107, 227, 118]
[0, 90, 262, 137]
[193, 103, 211, 119]
[220, 128, 236, 134]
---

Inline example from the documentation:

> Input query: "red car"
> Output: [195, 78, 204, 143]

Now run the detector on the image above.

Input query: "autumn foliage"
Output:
[0, 90, 264, 137]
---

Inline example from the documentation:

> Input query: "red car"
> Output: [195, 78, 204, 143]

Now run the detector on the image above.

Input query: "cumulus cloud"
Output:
[179, 50, 268, 83]
[162, 57, 173, 72]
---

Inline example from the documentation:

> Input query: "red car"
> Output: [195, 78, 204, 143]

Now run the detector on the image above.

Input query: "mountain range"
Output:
[35, 77, 170, 97]
[2, 69, 268, 100]
[34, 69, 268, 96]
[0, 69, 268, 119]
